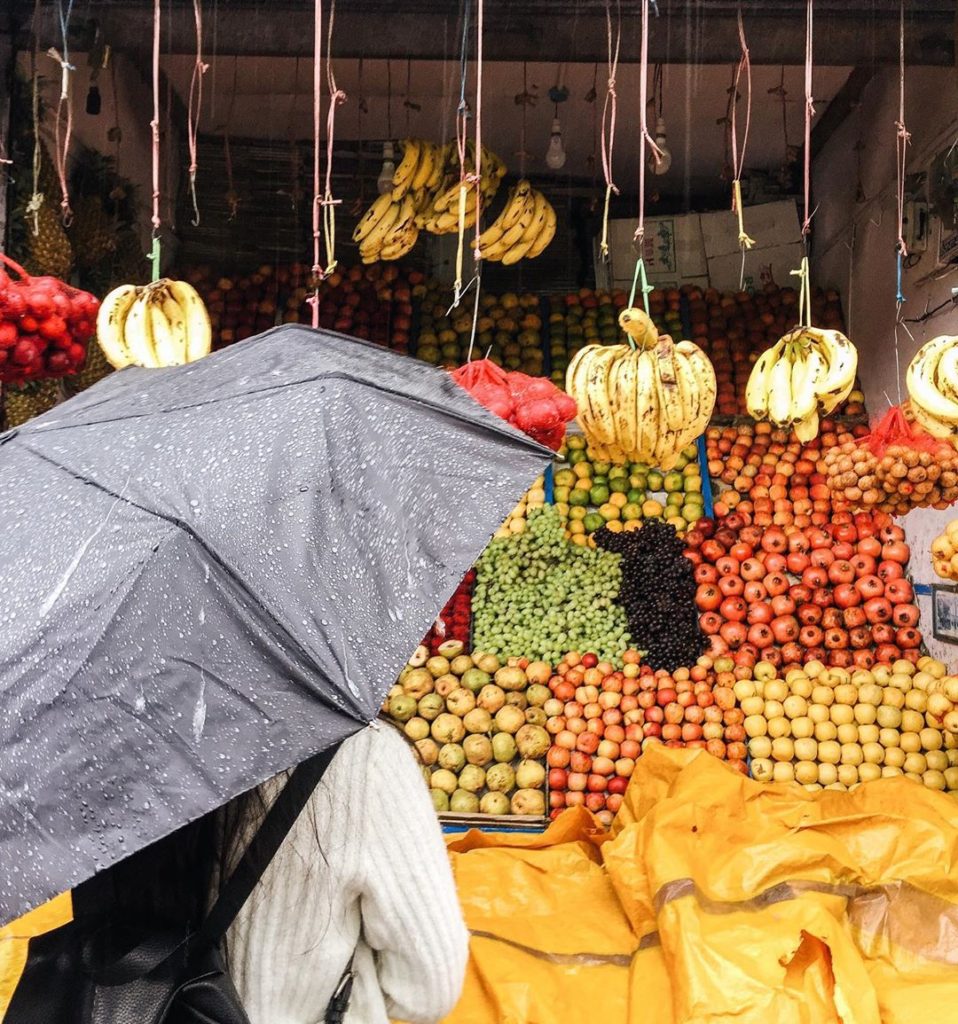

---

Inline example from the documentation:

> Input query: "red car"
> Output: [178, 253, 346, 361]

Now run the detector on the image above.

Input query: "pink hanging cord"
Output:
[598, 0, 621, 259]
[321, 0, 347, 277]
[471, 0, 484, 260]
[801, 0, 815, 238]
[633, 0, 663, 248]
[730, 7, 754, 250]
[894, 0, 910, 262]
[308, 0, 324, 327]
[150, 0, 161, 236]
[187, 0, 208, 226]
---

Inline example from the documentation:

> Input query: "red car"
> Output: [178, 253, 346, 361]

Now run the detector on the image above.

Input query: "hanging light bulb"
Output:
[376, 141, 396, 195]
[545, 117, 566, 171]
[650, 116, 672, 175]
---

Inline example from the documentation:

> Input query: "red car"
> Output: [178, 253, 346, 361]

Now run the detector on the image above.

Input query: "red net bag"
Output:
[0, 253, 99, 384]
[821, 405, 958, 515]
[451, 359, 577, 451]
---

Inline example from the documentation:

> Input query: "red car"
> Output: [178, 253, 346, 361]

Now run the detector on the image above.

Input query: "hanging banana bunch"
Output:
[905, 335, 958, 438]
[565, 307, 716, 470]
[475, 180, 557, 265]
[745, 326, 858, 442]
[96, 279, 212, 369]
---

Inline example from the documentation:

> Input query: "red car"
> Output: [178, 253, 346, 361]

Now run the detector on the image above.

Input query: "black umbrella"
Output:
[0, 326, 550, 926]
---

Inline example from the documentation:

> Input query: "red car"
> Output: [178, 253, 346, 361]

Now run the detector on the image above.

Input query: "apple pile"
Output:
[422, 569, 475, 656]
[0, 255, 98, 382]
[545, 651, 748, 827]
[182, 262, 423, 353]
[705, 420, 870, 527]
[688, 510, 922, 671]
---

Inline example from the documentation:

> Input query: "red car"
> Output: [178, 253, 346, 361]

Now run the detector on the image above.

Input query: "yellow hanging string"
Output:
[790, 255, 813, 329]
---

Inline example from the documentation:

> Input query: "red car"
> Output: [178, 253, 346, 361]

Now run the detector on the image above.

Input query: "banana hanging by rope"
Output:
[906, 335, 958, 436]
[565, 331, 716, 469]
[96, 279, 212, 370]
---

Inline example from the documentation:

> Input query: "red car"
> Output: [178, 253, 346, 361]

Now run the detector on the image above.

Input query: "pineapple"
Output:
[3, 380, 62, 428]
[25, 203, 74, 280]
[70, 194, 115, 269]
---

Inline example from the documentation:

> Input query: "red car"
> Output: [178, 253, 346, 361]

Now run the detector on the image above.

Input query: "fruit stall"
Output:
[7, 0, 958, 1019]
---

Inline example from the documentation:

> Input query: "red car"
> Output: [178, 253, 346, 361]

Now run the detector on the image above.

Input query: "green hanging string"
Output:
[628, 256, 653, 313]
[149, 236, 161, 283]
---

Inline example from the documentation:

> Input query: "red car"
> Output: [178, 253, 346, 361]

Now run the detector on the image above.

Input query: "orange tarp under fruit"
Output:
[440, 746, 958, 1024]
[8, 749, 958, 1023]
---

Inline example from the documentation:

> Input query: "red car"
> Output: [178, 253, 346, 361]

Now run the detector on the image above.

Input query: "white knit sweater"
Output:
[223, 723, 469, 1024]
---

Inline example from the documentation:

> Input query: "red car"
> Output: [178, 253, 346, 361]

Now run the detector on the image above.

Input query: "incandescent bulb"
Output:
[650, 116, 671, 175]
[545, 118, 567, 170]
[377, 141, 396, 195]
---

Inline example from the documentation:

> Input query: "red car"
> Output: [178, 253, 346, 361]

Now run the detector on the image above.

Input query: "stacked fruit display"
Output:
[554, 436, 706, 540]
[689, 510, 922, 670]
[595, 519, 708, 671]
[932, 520, 958, 582]
[183, 263, 422, 353]
[905, 334, 958, 438]
[451, 358, 577, 451]
[472, 506, 631, 664]
[546, 290, 628, 387]
[416, 286, 543, 372]
[678, 282, 862, 420]
[545, 652, 748, 826]
[385, 643, 550, 818]
[0, 254, 99, 382]
[493, 476, 547, 538]
[741, 657, 958, 793]
[422, 570, 476, 656]
[97, 278, 212, 369]
[565, 307, 715, 470]
[746, 326, 859, 442]
[705, 420, 868, 527]
[821, 407, 958, 516]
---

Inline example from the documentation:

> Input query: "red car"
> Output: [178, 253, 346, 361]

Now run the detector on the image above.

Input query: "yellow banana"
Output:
[635, 350, 660, 463]
[124, 287, 160, 368]
[745, 341, 780, 420]
[767, 343, 796, 426]
[95, 284, 139, 369]
[794, 409, 820, 443]
[391, 139, 421, 199]
[525, 200, 557, 259]
[906, 335, 958, 427]
[353, 191, 395, 243]
[816, 329, 858, 410]
[166, 280, 212, 362]
[411, 142, 437, 192]
[610, 350, 639, 459]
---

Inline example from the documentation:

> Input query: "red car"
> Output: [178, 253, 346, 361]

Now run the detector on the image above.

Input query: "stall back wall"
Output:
[814, 65, 958, 662]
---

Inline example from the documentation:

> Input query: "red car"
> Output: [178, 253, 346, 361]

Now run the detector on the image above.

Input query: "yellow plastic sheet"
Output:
[11, 751, 958, 1024]
[0, 892, 71, 1022]
[443, 747, 958, 1024]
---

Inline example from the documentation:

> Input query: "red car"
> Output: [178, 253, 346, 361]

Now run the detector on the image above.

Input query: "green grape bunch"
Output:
[473, 506, 631, 663]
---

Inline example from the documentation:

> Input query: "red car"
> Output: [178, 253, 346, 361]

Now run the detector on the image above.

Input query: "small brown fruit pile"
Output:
[822, 440, 958, 515]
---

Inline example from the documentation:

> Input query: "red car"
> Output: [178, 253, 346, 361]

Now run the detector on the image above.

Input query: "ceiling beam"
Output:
[8, 3, 956, 66]
[810, 66, 876, 161]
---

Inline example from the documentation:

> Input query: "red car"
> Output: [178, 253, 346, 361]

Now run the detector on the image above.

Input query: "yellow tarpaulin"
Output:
[10, 749, 958, 1023]
[0, 892, 71, 1021]
[443, 747, 958, 1024]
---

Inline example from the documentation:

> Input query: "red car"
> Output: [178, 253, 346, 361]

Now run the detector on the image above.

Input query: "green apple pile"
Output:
[416, 285, 543, 373]
[472, 505, 631, 664]
[385, 642, 551, 817]
[554, 435, 706, 542]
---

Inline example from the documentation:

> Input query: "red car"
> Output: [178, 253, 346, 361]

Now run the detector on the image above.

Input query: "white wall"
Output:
[813, 67, 958, 663]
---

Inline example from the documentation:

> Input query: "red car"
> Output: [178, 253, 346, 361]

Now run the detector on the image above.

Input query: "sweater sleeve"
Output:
[356, 724, 470, 1024]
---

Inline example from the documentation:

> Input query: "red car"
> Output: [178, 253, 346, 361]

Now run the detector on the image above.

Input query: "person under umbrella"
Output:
[0, 327, 552, 1023]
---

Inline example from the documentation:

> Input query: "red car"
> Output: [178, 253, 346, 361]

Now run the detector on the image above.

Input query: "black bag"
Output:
[6, 744, 346, 1024]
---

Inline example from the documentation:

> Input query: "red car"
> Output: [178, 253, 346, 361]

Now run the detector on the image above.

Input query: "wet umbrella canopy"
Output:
[0, 326, 551, 926]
